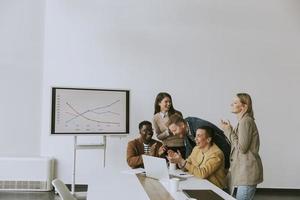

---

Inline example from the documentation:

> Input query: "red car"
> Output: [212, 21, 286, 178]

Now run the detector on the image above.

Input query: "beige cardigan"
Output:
[153, 113, 184, 147]
[224, 113, 263, 186]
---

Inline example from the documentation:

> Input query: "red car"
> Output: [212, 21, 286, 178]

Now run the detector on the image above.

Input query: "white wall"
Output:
[1, 0, 299, 189]
[41, 0, 300, 188]
[0, 0, 44, 156]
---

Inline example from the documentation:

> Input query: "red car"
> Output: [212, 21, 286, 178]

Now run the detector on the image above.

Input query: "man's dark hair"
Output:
[166, 113, 185, 127]
[138, 121, 152, 130]
[197, 126, 215, 145]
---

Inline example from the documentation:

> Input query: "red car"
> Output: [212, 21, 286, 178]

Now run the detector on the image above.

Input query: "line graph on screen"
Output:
[51, 88, 129, 134]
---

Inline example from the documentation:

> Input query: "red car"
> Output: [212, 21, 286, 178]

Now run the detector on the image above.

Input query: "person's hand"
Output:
[220, 119, 232, 130]
[167, 149, 175, 157]
[158, 145, 168, 156]
[167, 150, 183, 164]
[168, 128, 174, 136]
[168, 124, 177, 136]
[149, 143, 157, 156]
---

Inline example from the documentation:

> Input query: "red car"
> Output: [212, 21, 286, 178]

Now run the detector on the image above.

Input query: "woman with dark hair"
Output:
[220, 93, 263, 200]
[153, 92, 185, 158]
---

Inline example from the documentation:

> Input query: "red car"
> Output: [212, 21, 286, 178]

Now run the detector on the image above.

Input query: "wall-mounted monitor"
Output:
[51, 87, 129, 135]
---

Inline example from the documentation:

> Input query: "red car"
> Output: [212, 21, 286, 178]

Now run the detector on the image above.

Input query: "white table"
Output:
[87, 169, 236, 200]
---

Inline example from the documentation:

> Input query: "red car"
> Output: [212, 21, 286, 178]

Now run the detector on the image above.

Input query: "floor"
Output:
[254, 189, 300, 200]
[0, 189, 299, 200]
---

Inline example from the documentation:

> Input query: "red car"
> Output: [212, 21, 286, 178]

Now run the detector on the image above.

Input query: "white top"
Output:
[160, 111, 168, 118]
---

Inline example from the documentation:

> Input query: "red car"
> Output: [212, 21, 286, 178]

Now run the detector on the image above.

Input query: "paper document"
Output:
[121, 168, 145, 175]
[169, 170, 194, 178]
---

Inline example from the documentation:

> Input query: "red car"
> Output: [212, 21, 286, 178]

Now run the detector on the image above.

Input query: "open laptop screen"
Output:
[142, 155, 169, 181]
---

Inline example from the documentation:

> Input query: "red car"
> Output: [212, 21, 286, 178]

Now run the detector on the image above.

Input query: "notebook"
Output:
[183, 189, 224, 200]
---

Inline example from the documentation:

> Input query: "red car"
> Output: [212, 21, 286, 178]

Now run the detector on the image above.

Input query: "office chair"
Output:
[52, 179, 77, 200]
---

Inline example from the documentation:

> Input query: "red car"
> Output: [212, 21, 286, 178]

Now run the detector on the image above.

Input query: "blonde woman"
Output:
[220, 93, 263, 200]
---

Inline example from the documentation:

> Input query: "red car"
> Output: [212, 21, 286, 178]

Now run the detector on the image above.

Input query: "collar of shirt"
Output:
[160, 111, 168, 118]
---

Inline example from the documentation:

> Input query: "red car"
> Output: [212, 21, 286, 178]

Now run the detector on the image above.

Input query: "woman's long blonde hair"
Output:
[237, 93, 255, 120]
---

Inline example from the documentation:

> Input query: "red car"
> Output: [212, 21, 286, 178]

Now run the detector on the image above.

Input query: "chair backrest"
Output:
[52, 179, 77, 200]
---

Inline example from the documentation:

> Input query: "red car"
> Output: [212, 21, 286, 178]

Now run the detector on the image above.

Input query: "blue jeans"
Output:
[234, 185, 257, 200]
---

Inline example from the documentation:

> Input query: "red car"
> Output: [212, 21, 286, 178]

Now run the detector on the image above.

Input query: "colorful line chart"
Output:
[65, 100, 121, 124]
[52, 88, 128, 134]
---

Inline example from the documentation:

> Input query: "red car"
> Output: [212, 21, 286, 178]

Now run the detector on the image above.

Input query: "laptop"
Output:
[142, 155, 187, 181]
[142, 155, 169, 180]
